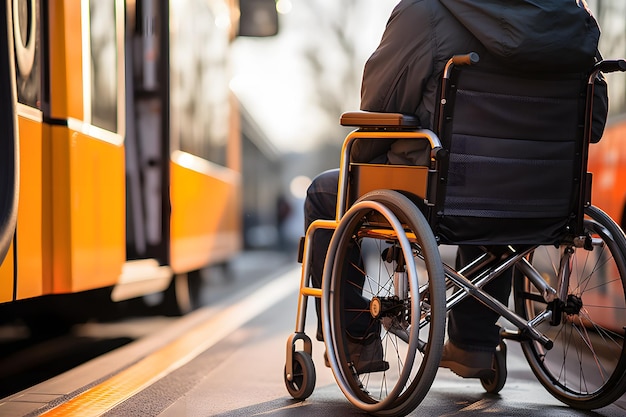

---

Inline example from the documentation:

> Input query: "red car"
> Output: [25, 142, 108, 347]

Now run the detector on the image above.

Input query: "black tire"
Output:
[322, 190, 446, 416]
[480, 341, 507, 394]
[284, 351, 316, 400]
[158, 269, 203, 316]
[514, 205, 626, 409]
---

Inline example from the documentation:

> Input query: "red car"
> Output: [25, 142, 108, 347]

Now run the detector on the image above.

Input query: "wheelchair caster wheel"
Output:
[284, 351, 316, 400]
[480, 341, 507, 394]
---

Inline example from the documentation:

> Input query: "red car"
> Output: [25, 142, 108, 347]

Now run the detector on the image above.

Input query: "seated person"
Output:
[304, 0, 608, 376]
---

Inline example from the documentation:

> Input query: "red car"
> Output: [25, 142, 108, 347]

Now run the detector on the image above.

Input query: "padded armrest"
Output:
[340, 111, 420, 128]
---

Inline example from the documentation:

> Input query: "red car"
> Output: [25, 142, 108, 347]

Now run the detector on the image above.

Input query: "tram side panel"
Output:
[588, 121, 626, 229]
[587, 121, 626, 332]
[170, 154, 242, 274]
[48, 124, 126, 294]
[14, 109, 45, 300]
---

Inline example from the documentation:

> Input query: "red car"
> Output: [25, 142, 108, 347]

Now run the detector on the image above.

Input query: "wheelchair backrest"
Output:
[433, 64, 588, 245]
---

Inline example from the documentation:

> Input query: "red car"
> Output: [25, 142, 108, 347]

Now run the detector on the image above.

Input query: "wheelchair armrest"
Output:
[340, 111, 420, 128]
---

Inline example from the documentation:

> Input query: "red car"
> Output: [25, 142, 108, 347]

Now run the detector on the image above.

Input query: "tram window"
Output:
[13, 0, 41, 108]
[89, 0, 118, 133]
[170, 0, 230, 166]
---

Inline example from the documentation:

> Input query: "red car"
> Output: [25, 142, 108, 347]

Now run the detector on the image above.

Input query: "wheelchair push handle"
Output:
[452, 52, 480, 67]
[594, 59, 626, 74]
[438, 52, 481, 133]
[587, 59, 626, 88]
[443, 53, 479, 80]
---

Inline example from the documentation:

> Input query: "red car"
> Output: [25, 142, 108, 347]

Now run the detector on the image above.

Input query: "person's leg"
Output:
[304, 169, 339, 341]
[304, 169, 386, 373]
[441, 245, 512, 377]
[447, 245, 512, 350]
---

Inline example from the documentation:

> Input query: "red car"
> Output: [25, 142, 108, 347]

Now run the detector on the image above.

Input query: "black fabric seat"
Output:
[433, 66, 587, 245]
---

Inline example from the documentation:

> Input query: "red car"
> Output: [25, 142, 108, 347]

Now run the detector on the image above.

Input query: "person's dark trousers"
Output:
[304, 169, 374, 341]
[447, 245, 513, 352]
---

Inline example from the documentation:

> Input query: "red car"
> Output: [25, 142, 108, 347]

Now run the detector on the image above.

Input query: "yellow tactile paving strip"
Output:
[39, 269, 298, 416]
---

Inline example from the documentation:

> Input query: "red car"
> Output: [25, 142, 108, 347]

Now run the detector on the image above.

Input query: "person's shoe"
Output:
[323, 336, 389, 374]
[348, 335, 389, 373]
[439, 341, 494, 379]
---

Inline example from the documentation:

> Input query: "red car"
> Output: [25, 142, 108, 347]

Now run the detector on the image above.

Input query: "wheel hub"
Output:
[563, 294, 583, 315]
[369, 296, 406, 319]
[370, 297, 382, 318]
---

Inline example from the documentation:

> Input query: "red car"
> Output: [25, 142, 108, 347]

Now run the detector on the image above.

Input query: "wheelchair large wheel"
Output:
[514, 205, 626, 409]
[322, 190, 446, 416]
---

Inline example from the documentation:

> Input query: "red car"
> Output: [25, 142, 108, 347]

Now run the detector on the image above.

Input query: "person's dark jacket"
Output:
[357, 0, 608, 164]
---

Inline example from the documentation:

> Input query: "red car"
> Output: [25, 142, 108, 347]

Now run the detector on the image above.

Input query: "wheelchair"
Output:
[284, 53, 626, 416]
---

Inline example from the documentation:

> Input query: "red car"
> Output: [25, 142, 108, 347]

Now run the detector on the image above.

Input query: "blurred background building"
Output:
[232, 0, 397, 249]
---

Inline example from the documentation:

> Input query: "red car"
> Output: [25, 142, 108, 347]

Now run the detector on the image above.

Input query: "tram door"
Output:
[125, 0, 278, 272]
[125, 0, 169, 265]
[122, 0, 279, 313]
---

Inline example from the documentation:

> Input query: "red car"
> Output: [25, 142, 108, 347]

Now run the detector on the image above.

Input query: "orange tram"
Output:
[0, 0, 277, 326]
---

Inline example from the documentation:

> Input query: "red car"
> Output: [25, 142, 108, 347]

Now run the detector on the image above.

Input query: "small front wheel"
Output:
[480, 341, 507, 394]
[284, 351, 316, 400]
